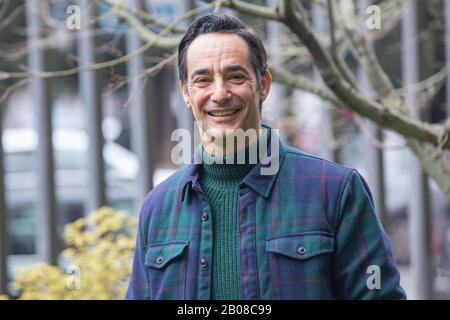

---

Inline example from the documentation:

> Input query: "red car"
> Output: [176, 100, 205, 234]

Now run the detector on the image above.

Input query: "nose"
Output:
[210, 80, 231, 104]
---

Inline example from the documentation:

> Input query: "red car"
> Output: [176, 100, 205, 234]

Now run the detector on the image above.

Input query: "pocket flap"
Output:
[266, 232, 334, 260]
[145, 240, 189, 269]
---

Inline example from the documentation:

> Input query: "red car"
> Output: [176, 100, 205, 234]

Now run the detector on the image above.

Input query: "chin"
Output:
[205, 120, 239, 132]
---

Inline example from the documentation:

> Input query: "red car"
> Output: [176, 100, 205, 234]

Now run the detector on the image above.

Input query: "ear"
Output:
[259, 69, 272, 102]
[179, 80, 191, 108]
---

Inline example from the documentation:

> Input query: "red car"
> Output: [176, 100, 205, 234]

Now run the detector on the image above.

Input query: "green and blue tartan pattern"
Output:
[125, 128, 406, 300]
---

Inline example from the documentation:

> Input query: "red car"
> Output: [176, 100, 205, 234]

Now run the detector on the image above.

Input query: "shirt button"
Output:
[200, 258, 208, 268]
[297, 246, 306, 255]
[201, 212, 209, 221]
[156, 255, 164, 264]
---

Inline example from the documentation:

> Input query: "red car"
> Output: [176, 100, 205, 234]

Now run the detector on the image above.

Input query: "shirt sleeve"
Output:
[331, 170, 407, 299]
[125, 201, 151, 300]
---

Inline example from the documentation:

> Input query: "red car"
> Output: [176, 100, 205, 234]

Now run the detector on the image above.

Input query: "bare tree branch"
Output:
[97, 0, 186, 33]
[201, 0, 450, 151]
[279, 1, 449, 148]
[0, 1, 23, 33]
[101, 0, 193, 49]
[105, 52, 177, 94]
[270, 66, 342, 106]
[205, 0, 281, 20]
[338, 0, 402, 109]
[0, 78, 28, 105]
[0, 2, 202, 80]
[326, 0, 358, 89]
[408, 140, 450, 200]
[399, 63, 450, 111]
[2, 0, 450, 199]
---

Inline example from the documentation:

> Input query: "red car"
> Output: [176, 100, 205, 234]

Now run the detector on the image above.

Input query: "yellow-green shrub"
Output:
[10, 207, 137, 300]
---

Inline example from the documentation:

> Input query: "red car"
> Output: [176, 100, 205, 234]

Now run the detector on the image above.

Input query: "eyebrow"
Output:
[224, 65, 250, 75]
[190, 65, 251, 80]
[190, 68, 209, 80]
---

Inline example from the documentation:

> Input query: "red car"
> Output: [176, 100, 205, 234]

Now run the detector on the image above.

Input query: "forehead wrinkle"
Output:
[186, 33, 251, 78]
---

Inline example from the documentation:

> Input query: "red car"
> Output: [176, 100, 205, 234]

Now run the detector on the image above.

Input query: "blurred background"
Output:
[0, 0, 450, 300]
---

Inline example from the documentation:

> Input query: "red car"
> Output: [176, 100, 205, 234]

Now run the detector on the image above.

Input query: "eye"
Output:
[194, 77, 211, 85]
[192, 78, 211, 88]
[229, 74, 245, 81]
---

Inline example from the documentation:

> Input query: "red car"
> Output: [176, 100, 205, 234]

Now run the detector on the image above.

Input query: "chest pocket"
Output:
[144, 240, 189, 299]
[265, 232, 335, 299]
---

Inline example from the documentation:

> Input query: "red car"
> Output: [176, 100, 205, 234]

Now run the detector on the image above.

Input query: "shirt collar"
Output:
[180, 125, 286, 201]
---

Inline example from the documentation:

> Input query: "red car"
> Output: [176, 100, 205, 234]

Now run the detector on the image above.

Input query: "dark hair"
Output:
[178, 13, 268, 85]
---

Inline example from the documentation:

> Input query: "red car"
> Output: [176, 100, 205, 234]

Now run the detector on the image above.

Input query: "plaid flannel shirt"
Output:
[125, 127, 406, 300]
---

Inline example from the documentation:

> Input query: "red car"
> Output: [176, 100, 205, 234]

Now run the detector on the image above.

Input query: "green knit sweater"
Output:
[199, 129, 268, 300]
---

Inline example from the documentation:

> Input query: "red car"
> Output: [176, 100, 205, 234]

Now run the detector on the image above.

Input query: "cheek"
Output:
[186, 88, 199, 105]
[189, 91, 208, 114]
[239, 83, 259, 109]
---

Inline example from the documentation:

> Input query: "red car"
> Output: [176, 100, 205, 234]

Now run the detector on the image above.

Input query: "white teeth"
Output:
[208, 110, 237, 117]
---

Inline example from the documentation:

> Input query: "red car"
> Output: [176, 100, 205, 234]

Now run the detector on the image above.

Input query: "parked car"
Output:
[3, 127, 175, 283]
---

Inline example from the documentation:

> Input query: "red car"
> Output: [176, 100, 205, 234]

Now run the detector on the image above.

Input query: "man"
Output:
[125, 13, 406, 300]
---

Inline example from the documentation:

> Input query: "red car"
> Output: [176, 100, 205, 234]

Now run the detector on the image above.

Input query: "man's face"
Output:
[179, 33, 271, 150]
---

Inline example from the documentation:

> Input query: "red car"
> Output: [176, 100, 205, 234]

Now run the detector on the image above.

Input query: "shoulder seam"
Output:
[282, 147, 353, 171]
[334, 169, 357, 233]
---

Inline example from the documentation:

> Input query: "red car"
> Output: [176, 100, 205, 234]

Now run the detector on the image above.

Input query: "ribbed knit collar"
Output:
[200, 128, 269, 188]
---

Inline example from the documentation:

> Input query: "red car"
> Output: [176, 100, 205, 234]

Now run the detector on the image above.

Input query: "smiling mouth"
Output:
[207, 109, 240, 117]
